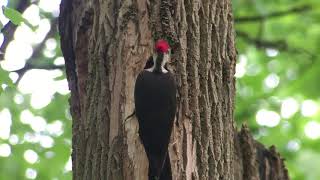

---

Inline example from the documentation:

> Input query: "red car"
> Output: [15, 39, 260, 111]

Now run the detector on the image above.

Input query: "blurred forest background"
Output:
[0, 0, 319, 179]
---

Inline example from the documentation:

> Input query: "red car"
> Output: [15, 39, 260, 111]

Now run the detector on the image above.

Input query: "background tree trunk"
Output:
[59, 0, 289, 180]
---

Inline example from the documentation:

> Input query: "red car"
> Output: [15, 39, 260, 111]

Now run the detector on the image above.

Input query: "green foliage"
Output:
[2, 6, 36, 30]
[2, 6, 25, 25]
[0, 67, 14, 95]
[0, 1, 71, 179]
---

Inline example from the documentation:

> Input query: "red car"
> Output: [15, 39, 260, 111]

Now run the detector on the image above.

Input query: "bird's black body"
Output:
[134, 60, 176, 180]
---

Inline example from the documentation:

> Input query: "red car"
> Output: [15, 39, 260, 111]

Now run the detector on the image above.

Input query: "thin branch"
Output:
[235, 5, 311, 23]
[236, 30, 317, 61]
[0, 0, 30, 59]
[13, 63, 64, 74]
[236, 31, 288, 50]
[8, 18, 59, 84]
[29, 18, 58, 61]
[13, 63, 65, 84]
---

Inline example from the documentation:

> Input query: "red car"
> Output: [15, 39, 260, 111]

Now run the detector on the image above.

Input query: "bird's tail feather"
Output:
[148, 152, 172, 180]
[159, 153, 172, 180]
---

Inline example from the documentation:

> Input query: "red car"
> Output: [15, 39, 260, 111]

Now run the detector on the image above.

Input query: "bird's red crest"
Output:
[155, 39, 170, 53]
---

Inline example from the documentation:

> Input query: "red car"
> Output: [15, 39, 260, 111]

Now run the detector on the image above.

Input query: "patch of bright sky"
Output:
[246, 63, 261, 76]
[18, 69, 69, 109]
[20, 110, 58, 148]
[40, 135, 54, 148]
[301, 100, 318, 117]
[24, 149, 38, 164]
[264, 73, 280, 89]
[235, 54, 247, 78]
[23, 5, 40, 26]
[304, 121, 320, 139]
[44, 48, 56, 58]
[34, 19, 51, 43]
[281, 98, 299, 119]
[14, 93, 24, 104]
[22, 133, 55, 149]
[65, 109, 72, 120]
[31, 91, 54, 109]
[20, 110, 34, 124]
[287, 139, 300, 152]
[25, 168, 37, 179]
[45, 151, 55, 159]
[9, 134, 19, 145]
[9, 72, 19, 83]
[47, 120, 64, 137]
[1, 84, 8, 90]
[1, 40, 33, 71]
[14, 18, 51, 45]
[23, 132, 55, 148]
[21, 119, 59, 148]
[44, 38, 57, 58]
[30, 116, 47, 132]
[20, 110, 46, 132]
[54, 57, 65, 66]
[38, 0, 61, 17]
[46, 38, 57, 51]
[64, 138, 71, 146]
[0, 0, 9, 24]
[256, 109, 281, 127]
[64, 157, 72, 172]
[0, 144, 11, 157]
[23, 132, 40, 144]
[266, 48, 279, 57]
[0, 109, 12, 140]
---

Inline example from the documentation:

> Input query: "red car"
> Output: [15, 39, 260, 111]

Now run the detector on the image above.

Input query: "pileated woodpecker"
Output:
[134, 39, 176, 180]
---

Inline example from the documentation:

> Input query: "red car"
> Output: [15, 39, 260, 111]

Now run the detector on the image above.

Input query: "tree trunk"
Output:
[59, 0, 289, 180]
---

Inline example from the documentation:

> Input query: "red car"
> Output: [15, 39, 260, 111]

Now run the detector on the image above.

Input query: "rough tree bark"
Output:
[59, 0, 289, 180]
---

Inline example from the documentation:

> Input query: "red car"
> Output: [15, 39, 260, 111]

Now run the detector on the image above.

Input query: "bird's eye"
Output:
[144, 56, 154, 69]
[169, 49, 175, 56]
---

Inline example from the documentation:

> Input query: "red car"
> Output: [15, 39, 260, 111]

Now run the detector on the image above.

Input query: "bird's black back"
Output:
[134, 70, 176, 152]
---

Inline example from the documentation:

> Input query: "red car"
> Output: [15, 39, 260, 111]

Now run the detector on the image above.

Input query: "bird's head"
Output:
[144, 39, 171, 73]
[155, 39, 170, 54]
[154, 39, 171, 69]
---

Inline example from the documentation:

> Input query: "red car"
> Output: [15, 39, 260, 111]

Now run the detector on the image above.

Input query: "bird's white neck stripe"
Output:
[145, 54, 168, 73]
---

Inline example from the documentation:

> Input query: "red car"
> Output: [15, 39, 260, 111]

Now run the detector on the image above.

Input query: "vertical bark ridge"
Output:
[184, 1, 201, 179]
[171, 1, 190, 179]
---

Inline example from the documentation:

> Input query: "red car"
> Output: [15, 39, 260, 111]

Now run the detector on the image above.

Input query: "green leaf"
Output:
[54, 75, 66, 81]
[2, 6, 37, 31]
[2, 6, 24, 25]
